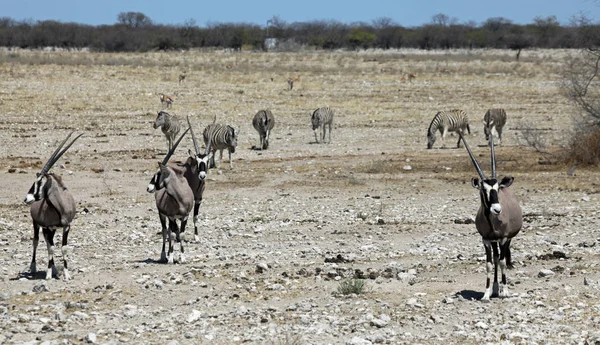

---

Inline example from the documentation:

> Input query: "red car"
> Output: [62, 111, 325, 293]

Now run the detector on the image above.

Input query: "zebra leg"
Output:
[491, 242, 500, 297]
[456, 133, 462, 148]
[314, 129, 319, 143]
[30, 223, 40, 274]
[441, 128, 448, 149]
[193, 202, 201, 242]
[61, 226, 71, 280]
[497, 126, 503, 145]
[499, 240, 510, 297]
[481, 240, 493, 302]
[228, 148, 233, 169]
[160, 214, 168, 262]
[328, 122, 332, 143]
[43, 228, 57, 280]
[321, 125, 326, 143]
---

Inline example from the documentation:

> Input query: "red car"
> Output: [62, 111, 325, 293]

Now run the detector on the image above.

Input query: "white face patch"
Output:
[147, 184, 155, 193]
[483, 181, 502, 214]
[199, 171, 206, 180]
[24, 194, 35, 204]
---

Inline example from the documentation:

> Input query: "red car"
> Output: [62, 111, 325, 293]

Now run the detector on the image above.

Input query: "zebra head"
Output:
[426, 129, 436, 149]
[311, 110, 320, 130]
[25, 132, 83, 204]
[153, 111, 169, 129]
[460, 132, 513, 215]
[227, 125, 238, 154]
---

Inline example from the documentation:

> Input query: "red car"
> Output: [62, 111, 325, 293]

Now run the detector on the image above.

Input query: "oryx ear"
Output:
[499, 176, 514, 188]
[471, 178, 480, 189]
[188, 149, 193, 157]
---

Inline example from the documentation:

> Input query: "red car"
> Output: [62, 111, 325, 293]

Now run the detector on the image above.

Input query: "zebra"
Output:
[311, 107, 334, 144]
[153, 111, 182, 152]
[483, 108, 507, 146]
[203, 120, 238, 169]
[252, 110, 275, 150]
[426, 109, 471, 149]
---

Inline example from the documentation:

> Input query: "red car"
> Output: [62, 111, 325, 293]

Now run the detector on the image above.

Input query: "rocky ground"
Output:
[0, 49, 599, 344]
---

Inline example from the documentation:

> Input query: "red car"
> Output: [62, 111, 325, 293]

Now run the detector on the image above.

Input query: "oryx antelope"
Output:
[252, 110, 275, 150]
[459, 132, 523, 302]
[160, 93, 175, 108]
[427, 109, 471, 149]
[153, 110, 182, 152]
[24, 132, 84, 280]
[311, 106, 334, 144]
[203, 117, 238, 169]
[147, 127, 194, 264]
[483, 108, 507, 146]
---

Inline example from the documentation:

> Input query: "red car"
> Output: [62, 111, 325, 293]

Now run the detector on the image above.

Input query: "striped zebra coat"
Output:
[153, 111, 182, 151]
[483, 108, 507, 145]
[311, 107, 334, 144]
[427, 109, 471, 149]
[203, 123, 238, 169]
[252, 110, 275, 150]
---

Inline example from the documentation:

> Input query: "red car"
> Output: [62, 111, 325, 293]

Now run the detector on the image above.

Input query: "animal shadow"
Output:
[12, 270, 53, 281]
[456, 290, 484, 301]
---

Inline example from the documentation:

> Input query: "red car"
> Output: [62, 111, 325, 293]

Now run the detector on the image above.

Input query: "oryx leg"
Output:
[193, 202, 201, 242]
[159, 214, 168, 263]
[491, 241, 500, 297]
[167, 219, 175, 264]
[481, 240, 493, 302]
[499, 239, 510, 297]
[178, 219, 188, 264]
[42, 228, 57, 280]
[30, 223, 40, 274]
[505, 238, 514, 269]
[61, 226, 71, 280]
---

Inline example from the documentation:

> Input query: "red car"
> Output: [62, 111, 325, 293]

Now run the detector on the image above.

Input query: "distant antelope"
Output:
[458, 132, 522, 301]
[427, 109, 471, 149]
[483, 108, 507, 146]
[178, 72, 186, 85]
[24, 132, 84, 280]
[153, 110, 182, 152]
[203, 117, 238, 169]
[147, 127, 194, 263]
[287, 76, 300, 90]
[407, 73, 416, 82]
[311, 107, 334, 144]
[252, 110, 275, 150]
[159, 93, 175, 108]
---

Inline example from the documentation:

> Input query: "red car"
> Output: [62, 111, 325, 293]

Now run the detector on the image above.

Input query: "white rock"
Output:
[187, 309, 203, 323]
[475, 321, 488, 329]
[538, 269, 555, 278]
[85, 333, 97, 343]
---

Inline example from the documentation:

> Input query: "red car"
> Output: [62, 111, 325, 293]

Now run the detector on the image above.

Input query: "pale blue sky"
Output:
[2, 0, 599, 27]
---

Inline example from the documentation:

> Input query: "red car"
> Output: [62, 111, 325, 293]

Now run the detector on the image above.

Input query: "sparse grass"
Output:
[337, 278, 368, 295]
[270, 333, 304, 345]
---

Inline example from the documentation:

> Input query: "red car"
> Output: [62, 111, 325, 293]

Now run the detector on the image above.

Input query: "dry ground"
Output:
[0, 49, 599, 345]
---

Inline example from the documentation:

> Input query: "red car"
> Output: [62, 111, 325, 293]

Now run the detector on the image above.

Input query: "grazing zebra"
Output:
[427, 109, 471, 149]
[203, 121, 238, 169]
[311, 107, 334, 144]
[252, 110, 275, 150]
[483, 108, 507, 145]
[153, 111, 182, 151]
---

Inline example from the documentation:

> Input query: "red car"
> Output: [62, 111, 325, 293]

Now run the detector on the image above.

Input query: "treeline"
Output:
[0, 12, 597, 52]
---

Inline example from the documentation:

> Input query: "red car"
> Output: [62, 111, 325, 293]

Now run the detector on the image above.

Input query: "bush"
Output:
[564, 123, 600, 166]
[337, 278, 367, 295]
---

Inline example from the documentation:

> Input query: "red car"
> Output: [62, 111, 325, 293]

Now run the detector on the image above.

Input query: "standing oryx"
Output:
[252, 110, 275, 150]
[311, 106, 334, 144]
[153, 110, 182, 152]
[24, 132, 84, 280]
[147, 127, 194, 264]
[203, 117, 238, 169]
[483, 108, 507, 146]
[459, 131, 523, 302]
[427, 109, 471, 149]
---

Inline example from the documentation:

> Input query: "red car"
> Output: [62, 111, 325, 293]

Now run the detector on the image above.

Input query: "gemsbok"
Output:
[147, 127, 194, 264]
[24, 132, 84, 280]
[160, 93, 175, 108]
[459, 131, 523, 302]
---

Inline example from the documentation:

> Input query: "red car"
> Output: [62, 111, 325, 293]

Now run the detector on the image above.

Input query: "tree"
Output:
[117, 12, 152, 28]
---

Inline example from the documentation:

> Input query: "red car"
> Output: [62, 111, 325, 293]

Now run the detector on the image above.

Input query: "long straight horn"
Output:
[458, 131, 486, 180]
[49, 132, 84, 169]
[41, 132, 73, 174]
[187, 116, 200, 156]
[161, 127, 190, 165]
[489, 132, 496, 179]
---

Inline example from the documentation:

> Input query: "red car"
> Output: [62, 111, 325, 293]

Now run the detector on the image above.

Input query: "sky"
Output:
[2, 0, 600, 27]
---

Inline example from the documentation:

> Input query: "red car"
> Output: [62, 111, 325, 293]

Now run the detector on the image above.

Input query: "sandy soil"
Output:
[0, 49, 599, 345]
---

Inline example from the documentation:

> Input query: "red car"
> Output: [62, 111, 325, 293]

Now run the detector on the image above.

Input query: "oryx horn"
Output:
[161, 127, 190, 165]
[458, 131, 486, 180]
[41, 132, 84, 174]
[187, 116, 201, 156]
[489, 132, 497, 179]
